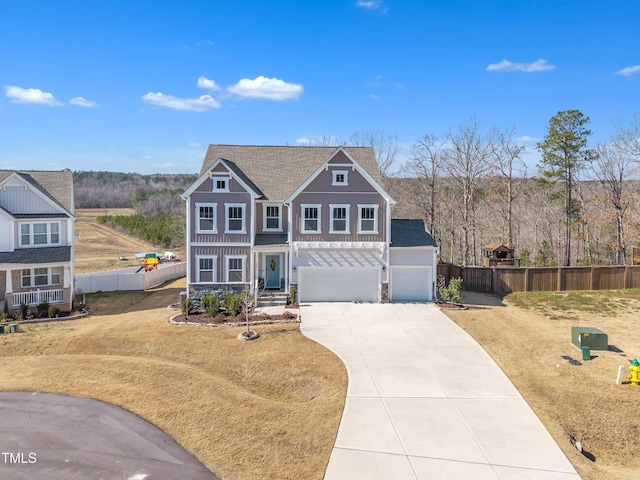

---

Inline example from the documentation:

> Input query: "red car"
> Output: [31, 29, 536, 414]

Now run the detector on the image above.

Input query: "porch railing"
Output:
[12, 289, 64, 307]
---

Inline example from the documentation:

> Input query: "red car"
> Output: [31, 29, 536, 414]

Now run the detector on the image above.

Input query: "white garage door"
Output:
[299, 267, 379, 302]
[390, 266, 433, 302]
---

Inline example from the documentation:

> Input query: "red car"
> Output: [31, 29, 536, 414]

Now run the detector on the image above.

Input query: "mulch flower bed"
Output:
[435, 301, 468, 310]
[169, 310, 300, 328]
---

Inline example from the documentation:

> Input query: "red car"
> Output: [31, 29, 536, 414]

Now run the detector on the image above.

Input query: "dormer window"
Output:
[213, 175, 230, 192]
[332, 170, 349, 186]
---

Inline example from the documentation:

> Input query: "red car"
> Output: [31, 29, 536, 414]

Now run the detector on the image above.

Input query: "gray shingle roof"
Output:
[254, 234, 288, 247]
[200, 145, 381, 200]
[391, 219, 437, 247]
[0, 170, 74, 214]
[0, 246, 71, 265]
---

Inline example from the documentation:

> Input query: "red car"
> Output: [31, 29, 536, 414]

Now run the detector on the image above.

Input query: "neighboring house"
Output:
[0, 170, 75, 313]
[182, 145, 438, 302]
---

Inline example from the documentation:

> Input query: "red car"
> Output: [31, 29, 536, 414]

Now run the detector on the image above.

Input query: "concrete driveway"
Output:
[300, 302, 580, 480]
[0, 391, 219, 480]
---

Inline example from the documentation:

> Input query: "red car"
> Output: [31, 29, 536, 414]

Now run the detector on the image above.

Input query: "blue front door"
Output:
[266, 255, 280, 289]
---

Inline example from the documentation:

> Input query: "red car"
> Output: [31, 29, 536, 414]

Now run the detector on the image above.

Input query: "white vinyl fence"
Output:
[75, 262, 186, 294]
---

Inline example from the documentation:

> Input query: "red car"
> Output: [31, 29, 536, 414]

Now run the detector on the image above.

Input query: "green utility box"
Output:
[571, 326, 608, 351]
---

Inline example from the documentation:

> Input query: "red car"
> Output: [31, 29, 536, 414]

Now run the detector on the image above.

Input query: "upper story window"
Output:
[213, 175, 230, 192]
[20, 222, 61, 247]
[332, 170, 349, 186]
[263, 205, 281, 231]
[330, 204, 350, 234]
[301, 204, 321, 234]
[196, 203, 217, 233]
[225, 203, 246, 234]
[358, 205, 379, 234]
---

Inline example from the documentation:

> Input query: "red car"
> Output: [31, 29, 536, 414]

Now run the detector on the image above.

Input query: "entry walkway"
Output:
[300, 302, 580, 480]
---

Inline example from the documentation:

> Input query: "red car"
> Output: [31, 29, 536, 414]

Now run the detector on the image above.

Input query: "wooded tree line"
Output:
[74, 171, 196, 216]
[385, 112, 640, 267]
[72, 116, 640, 265]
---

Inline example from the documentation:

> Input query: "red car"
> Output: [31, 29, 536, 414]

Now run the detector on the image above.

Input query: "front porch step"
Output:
[256, 292, 289, 308]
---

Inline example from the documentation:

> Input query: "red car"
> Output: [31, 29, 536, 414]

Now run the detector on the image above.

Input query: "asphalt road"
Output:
[0, 391, 221, 480]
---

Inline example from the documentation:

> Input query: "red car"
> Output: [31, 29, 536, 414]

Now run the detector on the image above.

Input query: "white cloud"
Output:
[370, 93, 380, 100]
[296, 137, 315, 145]
[357, 0, 382, 10]
[486, 59, 555, 73]
[516, 135, 540, 143]
[197, 76, 221, 91]
[187, 142, 201, 148]
[227, 76, 303, 100]
[616, 65, 640, 77]
[69, 96, 98, 107]
[5, 85, 62, 106]
[141, 92, 221, 112]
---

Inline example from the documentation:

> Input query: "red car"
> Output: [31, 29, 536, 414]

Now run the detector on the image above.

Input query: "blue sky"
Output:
[1, 0, 639, 174]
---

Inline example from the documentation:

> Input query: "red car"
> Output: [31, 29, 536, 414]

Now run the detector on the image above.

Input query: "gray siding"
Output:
[255, 202, 288, 234]
[190, 189, 252, 244]
[190, 245, 251, 284]
[292, 191, 386, 242]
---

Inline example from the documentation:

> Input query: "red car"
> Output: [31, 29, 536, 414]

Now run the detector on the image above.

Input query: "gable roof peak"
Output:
[199, 144, 382, 200]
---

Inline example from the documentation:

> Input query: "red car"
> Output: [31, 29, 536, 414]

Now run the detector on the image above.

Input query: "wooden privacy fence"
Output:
[436, 264, 640, 295]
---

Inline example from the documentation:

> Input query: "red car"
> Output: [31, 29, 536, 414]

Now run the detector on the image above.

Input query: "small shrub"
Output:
[38, 302, 50, 318]
[200, 294, 219, 316]
[223, 291, 244, 316]
[180, 297, 196, 315]
[289, 287, 297, 305]
[441, 277, 463, 304]
[3, 300, 8, 316]
[16, 303, 29, 320]
[0, 312, 7, 322]
[48, 306, 61, 318]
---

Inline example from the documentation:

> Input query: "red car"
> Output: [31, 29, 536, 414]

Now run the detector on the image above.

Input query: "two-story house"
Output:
[182, 145, 437, 303]
[0, 170, 75, 313]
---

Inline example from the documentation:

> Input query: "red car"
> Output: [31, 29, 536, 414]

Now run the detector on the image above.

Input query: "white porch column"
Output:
[284, 252, 289, 292]
[5, 268, 12, 293]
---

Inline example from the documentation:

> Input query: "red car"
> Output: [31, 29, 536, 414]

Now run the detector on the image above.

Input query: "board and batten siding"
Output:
[190, 245, 251, 284]
[0, 184, 62, 215]
[291, 192, 386, 243]
[255, 203, 288, 234]
[189, 189, 252, 245]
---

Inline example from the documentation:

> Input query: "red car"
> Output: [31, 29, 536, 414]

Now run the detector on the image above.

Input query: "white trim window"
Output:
[263, 204, 282, 231]
[197, 256, 217, 283]
[226, 255, 246, 283]
[20, 222, 61, 247]
[301, 204, 321, 234]
[21, 266, 61, 288]
[330, 204, 350, 234]
[225, 203, 246, 233]
[358, 204, 379, 234]
[212, 175, 230, 192]
[332, 170, 349, 186]
[196, 203, 217, 233]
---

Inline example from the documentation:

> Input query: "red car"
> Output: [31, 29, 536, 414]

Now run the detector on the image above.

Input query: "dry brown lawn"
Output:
[444, 291, 640, 480]
[0, 279, 347, 480]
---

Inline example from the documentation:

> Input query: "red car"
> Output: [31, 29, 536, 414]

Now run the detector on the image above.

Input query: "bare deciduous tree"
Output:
[444, 120, 493, 265]
[491, 126, 526, 249]
[590, 142, 637, 264]
[409, 134, 443, 239]
[349, 129, 400, 179]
